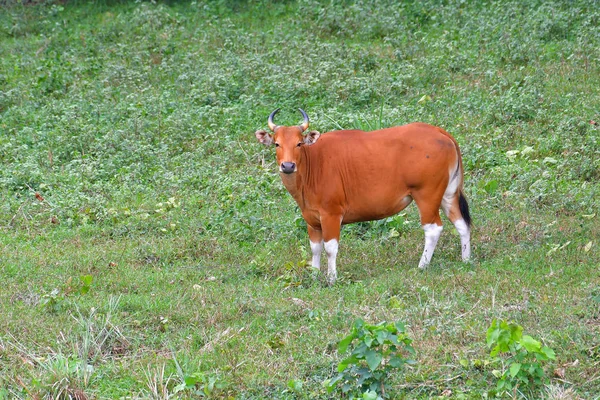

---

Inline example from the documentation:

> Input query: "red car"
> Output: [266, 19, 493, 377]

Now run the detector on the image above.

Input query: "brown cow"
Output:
[255, 109, 471, 285]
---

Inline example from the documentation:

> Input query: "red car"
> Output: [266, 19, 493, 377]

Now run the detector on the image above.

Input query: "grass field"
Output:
[0, 0, 599, 398]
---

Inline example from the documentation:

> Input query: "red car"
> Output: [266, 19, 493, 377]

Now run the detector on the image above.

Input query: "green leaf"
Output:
[324, 374, 343, 392]
[489, 345, 501, 357]
[486, 319, 500, 347]
[417, 94, 432, 104]
[520, 335, 541, 352]
[376, 329, 388, 345]
[365, 350, 383, 371]
[362, 389, 379, 400]
[484, 179, 499, 194]
[287, 379, 303, 393]
[79, 275, 93, 295]
[355, 342, 369, 357]
[509, 362, 522, 377]
[173, 382, 187, 393]
[185, 373, 205, 386]
[394, 321, 406, 333]
[541, 346, 556, 360]
[206, 376, 216, 393]
[357, 368, 373, 386]
[79, 286, 91, 295]
[388, 355, 403, 368]
[354, 318, 365, 330]
[508, 322, 523, 343]
[338, 355, 358, 372]
[80, 274, 93, 286]
[338, 334, 354, 353]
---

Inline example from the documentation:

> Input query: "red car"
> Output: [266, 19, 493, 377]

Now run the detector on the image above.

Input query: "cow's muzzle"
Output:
[280, 162, 296, 174]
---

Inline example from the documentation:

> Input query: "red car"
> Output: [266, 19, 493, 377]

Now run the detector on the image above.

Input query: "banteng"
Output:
[255, 109, 471, 285]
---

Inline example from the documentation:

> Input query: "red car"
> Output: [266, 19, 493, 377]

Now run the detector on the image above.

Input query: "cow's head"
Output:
[255, 108, 321, 174]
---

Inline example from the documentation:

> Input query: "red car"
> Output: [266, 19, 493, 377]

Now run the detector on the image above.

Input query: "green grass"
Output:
[1, 0, 599, 398]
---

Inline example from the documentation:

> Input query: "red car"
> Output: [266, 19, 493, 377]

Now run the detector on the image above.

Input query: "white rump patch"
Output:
[441, 160, 461, 215]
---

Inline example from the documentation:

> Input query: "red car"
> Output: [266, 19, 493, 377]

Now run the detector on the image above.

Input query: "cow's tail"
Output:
[440, 127, 472, 228]
[455, 142, 471, 228]
[458, 189, 471, 228]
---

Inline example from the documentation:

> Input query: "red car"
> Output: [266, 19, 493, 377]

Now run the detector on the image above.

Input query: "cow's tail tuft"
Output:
[458, 190, 471, 228]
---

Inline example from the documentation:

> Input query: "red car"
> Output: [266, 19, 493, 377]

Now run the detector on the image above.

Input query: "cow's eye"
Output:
[275, 143, 280, 147]
[297, 142, 303, 147]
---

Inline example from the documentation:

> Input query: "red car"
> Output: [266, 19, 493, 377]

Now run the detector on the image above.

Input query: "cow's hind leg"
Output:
[320, 214, 342, 285]
[412, 191, 444, 269]
[441, 190, 471, 262]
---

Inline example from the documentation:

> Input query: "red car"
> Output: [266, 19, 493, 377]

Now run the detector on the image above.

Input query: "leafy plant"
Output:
[283, 379, 305, 396]
[40, 275, 93, 313]
[325, 319, 416, 399]
[39, 288, 66, 313]
[171, 351, 224, 398]
[277, 258, 320, 289]
[173, 371, 222, 397]
[486, 319, 556, 396]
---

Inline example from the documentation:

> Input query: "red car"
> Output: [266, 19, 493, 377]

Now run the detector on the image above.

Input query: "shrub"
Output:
[325, 319, 416, 399]
[487, 319, 556, 396]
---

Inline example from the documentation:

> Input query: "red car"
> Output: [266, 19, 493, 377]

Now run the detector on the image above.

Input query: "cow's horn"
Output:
[268, 108, 280, 132]
[298, 108, 310, 132]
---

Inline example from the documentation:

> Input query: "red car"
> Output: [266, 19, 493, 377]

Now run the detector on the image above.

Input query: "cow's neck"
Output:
[280, 170, 304, 209]
[280, 150, 308, 209]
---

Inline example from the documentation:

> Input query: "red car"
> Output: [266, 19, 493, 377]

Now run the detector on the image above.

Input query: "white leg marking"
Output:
[324, 239, 338, 285]
[418, 224, 443, 269]
[453, 219, 471, 261]
[310, 240, 323, 270]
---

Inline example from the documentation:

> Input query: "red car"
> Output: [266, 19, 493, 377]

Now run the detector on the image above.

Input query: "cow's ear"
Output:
[255, 130, 274, 146]
[304, 130, 320, 145]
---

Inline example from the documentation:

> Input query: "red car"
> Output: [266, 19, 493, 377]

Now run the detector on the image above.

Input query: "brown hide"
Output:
[275, 122, 461, 241]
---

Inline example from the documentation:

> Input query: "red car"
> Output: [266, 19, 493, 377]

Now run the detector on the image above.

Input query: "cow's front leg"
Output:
[321, 214, 342, 286]
[307, 225, 323, 271]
